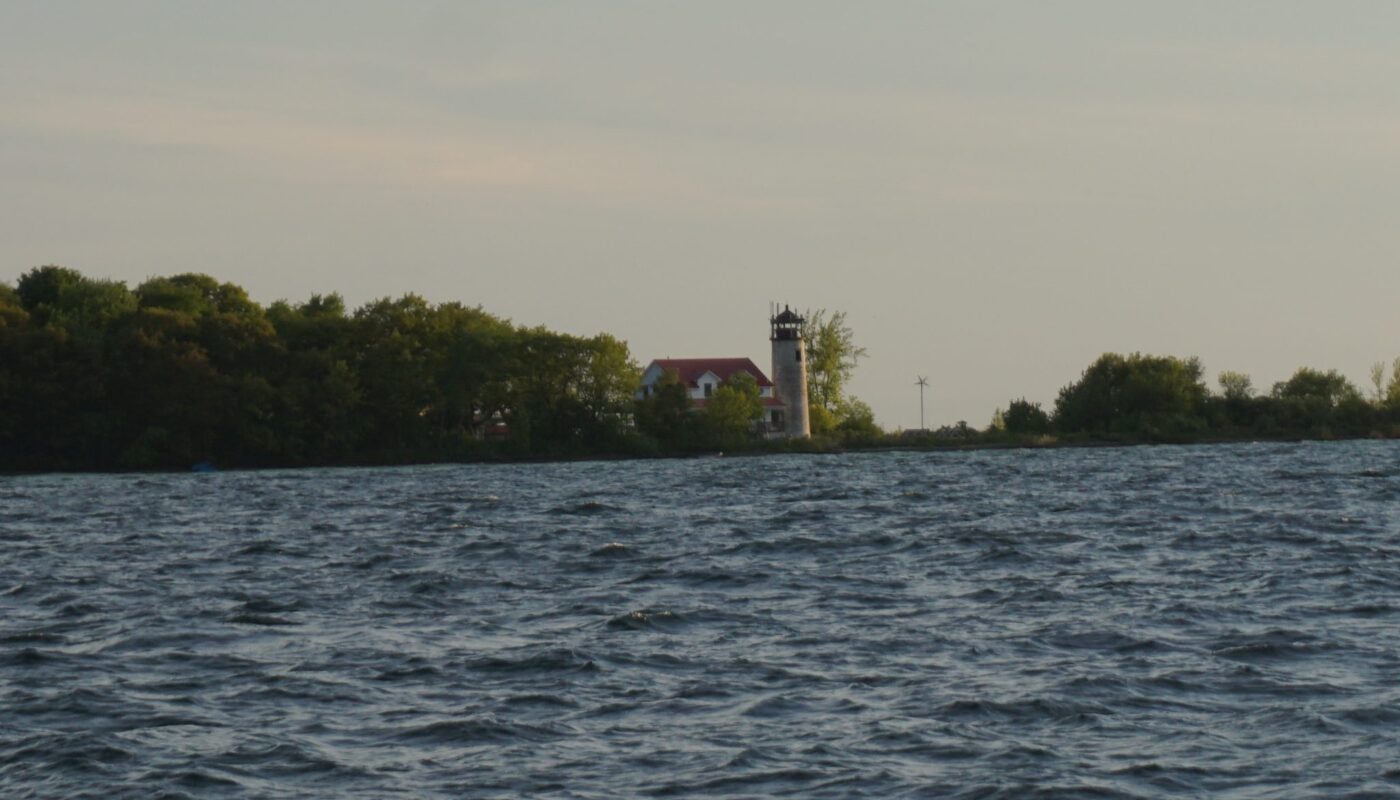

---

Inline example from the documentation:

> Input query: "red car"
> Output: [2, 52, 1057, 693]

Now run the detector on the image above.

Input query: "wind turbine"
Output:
[915, 376, 928, 431]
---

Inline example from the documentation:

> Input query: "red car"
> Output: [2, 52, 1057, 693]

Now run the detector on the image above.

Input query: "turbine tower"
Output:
[915, 376, 928, 431]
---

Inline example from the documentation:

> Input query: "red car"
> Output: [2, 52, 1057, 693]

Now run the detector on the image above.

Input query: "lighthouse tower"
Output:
[770, 305, 811, 438]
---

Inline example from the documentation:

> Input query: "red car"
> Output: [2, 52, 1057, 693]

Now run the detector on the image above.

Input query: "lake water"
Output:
[4, 441, 1400, 798]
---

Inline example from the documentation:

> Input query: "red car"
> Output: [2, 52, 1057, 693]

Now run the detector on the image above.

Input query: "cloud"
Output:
[2, 89, 546, 188]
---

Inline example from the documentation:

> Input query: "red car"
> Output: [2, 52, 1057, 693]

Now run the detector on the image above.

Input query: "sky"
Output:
[4, 1, 1400, 429]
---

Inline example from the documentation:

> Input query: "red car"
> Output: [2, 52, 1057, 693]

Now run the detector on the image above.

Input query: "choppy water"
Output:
[4, 442, 1400, 798]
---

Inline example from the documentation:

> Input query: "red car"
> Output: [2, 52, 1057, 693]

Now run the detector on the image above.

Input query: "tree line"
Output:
[985, 352, 1400, 442]
[0, 267, 876, 471]
[16, 264, 1381, 472]
[0, 266, 649, 470]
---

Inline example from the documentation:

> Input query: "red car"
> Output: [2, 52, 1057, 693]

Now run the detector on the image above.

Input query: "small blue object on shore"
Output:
[191, 462, 217, 473]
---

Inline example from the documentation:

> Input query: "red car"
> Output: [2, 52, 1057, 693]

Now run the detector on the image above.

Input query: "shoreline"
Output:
[4, 432, 1393, 478]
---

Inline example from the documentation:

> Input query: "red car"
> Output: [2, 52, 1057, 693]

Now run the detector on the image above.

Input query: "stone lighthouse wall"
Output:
[771, 337, 811, 438]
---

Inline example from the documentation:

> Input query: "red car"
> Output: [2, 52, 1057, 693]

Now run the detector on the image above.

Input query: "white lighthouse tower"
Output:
[770, 305, 811, 438]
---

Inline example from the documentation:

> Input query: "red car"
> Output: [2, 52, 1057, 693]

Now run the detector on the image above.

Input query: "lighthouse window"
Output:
[796, 349, 802, 363]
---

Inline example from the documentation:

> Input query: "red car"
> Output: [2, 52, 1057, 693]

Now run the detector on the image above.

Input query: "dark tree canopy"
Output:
[7, 265, 1396, 468]
[1042, 353, 1392, 441]
[634, 368, 693, 448]
[1002, 398, 1051, 435]
[1271, 368, 1361, 406]
[1052, 353, 1209, 436]
[0, 265, 646, 471]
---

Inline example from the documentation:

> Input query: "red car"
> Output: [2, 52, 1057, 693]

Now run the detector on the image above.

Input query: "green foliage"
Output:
[808, 404, 838, 436]
[701, 371, 763, 449]
[835, 398, 881, 437]
[16, 266, 85, 320]
[0, 265, 643, 470]
[1387, 357, 1400, 410]
[1266, 367, 1368, 436]
[802, 309, 865, 414]
[576, 333, 639, 445]
[1002, 398, 1050, 435]
[1212, 371, 1261, 430]
[136, 273, 261, 317]
[1218, 371, 1253, 401]
[1053, 353, 1208, 437]
[1046, 356, 1385, 441]
[1370, 362, 1388, 404]
[801, 308, 870, 433]
[0, 281, 30, 335]
[1271, 367, 1361, 405]
[11, 265, 1398, 469]
[635, 369, 693, 447]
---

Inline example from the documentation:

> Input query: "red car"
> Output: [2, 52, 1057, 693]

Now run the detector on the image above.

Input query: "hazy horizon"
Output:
[5, 2, 1400, 428]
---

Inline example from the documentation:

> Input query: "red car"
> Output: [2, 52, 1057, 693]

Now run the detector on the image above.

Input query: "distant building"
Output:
[767, 306, 811, 438]
[637, 306, 812, 439]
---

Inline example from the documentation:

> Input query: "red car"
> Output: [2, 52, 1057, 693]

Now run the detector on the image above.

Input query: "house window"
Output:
[704, 383, 713, 398]
[772, 410, 784, 426]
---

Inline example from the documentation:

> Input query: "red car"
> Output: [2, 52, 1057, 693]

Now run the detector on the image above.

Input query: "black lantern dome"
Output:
[770, 305, 804, 341]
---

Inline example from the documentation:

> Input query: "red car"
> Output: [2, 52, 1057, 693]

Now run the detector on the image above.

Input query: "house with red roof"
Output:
[637, 307, 812, 439]
[637, 357, 789, 436]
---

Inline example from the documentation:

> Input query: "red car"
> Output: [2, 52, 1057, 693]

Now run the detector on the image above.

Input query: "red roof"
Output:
[646, 358, 773, 388]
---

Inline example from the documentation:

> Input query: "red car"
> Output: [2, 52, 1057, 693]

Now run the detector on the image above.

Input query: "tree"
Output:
[197, 311, 285, 464]
[835, 398, 881, 437]
[1053, 353, 1209, 436]
[351, 294, 440, 455]
[0, 266, 671, 469]
[701, 372, 763, 449]
[635, 368, 692, 447]
[808, 403, 838, 436]
[437, 306, 514, 442]
[801, 308, 868, 433]
[106, 307, 224, 466]
[1212, 370, 1263, 431]
[1271, 368, 1361, 406]
[1002, 398, 1050, 435]
[3, 268, 140, 466]
[267, 294, 360, 463]
[1269, 367, 1368, 435]
[15, 265, 85, 323]
[575, 333, 640, 445]
[136, 273, 261, 317]
[0, 283, 25, 330]
[1218, 371, 1253, 401]
[1387, 357, 1400, 410]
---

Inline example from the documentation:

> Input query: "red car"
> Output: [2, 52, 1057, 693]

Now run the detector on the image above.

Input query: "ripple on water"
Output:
[4, 442, 1400, 797]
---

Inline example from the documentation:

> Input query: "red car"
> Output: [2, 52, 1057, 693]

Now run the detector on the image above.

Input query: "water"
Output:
[3, 441, 1400, 798]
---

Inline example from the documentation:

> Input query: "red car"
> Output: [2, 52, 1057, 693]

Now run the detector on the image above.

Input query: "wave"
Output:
[392, 715, 570, 745]
[7, 442, 1400, 796]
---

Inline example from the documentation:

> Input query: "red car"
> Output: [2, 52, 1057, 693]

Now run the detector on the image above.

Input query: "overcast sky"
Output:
[4, 2, 1400, 428]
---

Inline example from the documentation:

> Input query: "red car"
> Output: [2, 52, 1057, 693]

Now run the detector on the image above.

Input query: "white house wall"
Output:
[637, 364, 665, 399]
[637, 361, 774, 400]
[691, 371, 722, 400]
